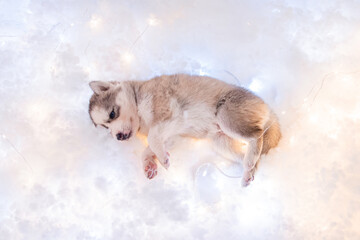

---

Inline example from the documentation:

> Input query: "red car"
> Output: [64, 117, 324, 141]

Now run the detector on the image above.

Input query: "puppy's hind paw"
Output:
[241, 171, 255, 187]
[160, 152, 170, 170]
[144, 160, 158, 180]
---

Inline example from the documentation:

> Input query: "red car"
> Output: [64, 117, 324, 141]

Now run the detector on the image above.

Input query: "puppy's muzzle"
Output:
[116, 131, 132, 141]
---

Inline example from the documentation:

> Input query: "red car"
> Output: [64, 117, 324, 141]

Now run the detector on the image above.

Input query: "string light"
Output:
[327, 133, 338, 140]
[248, 78, 264, 93]
[83, 66, 92, 75]
[199, 69, 207, 76]
[147, 15, 160, 26]
[203, 70, 359, 183]
[119, 14, 160, 65]
[121, 52, 135, 64]
[290, 136, 296, 145]
[89, 15, 102, 29]
[1, 132, 33, 173]
[309, 114, 319, 124]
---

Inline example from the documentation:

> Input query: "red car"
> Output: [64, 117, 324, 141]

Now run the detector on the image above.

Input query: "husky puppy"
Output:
[88, 74, 281, 186]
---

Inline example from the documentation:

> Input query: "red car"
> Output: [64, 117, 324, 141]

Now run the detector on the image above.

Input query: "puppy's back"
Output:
[145, 74, 235, 108]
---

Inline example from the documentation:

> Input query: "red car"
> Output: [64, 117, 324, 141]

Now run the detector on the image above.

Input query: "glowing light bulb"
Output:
[248, 78, 263, 93]
[147, 15, 160, 26]
[309, 114, 318, 123]
[328, 133, 338, 140]
[199, 69, 207, 76]
[290, 136, 296, 145]
[122, 52, 134, 64]
[84, 66, 91, 74]
[89, 15, 102, 29]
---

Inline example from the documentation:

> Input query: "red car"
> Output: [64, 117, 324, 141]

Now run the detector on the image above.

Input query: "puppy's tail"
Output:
[262, 111, 281, 155]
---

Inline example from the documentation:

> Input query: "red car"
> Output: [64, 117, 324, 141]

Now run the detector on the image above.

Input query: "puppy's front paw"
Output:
[241, 170, 255, 187]
[144, 160, 158, 179]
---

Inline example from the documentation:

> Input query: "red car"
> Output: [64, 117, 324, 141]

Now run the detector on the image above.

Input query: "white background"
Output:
[1, 0, 360, 239]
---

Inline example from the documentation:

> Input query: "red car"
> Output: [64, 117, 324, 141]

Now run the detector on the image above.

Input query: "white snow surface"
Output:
[1, 0, 360, 239]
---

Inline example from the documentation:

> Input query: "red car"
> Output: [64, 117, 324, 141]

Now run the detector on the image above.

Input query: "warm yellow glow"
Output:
[121, 52, 134, 64]
[89, 15, 102, 29]
[327, 132, 338, 140]
[136, 132, 148, 145]
[234, 139, 248, 153]
[199, 69, 206, 76]
[83, 66, 91, 75]
[147, 15, 160, 26]
[190, 138, 204, 143]
[290, 136, 296, 145]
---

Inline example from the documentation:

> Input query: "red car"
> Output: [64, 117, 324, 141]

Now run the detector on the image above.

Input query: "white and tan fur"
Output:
[88, 74, 281, 186]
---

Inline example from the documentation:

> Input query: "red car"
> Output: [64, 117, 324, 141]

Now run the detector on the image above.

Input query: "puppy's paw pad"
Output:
[144, 161, 157, 180]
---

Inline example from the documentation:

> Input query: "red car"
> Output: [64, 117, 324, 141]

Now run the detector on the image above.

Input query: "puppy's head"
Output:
[88, 81, 139, 141]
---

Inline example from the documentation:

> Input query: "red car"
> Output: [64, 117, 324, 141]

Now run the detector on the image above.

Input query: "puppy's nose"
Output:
[116, 132, 131, 141]
[116, 132, 124, 140]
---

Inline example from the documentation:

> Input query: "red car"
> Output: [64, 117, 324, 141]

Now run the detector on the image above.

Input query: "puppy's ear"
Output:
[89, 81, 111, 95]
